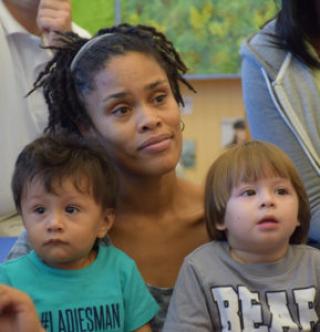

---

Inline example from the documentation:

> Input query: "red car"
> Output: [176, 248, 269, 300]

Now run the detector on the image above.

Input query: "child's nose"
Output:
[260, 192, 275, 208]
[46, 213, 64, 232]
[260, 200, 275, 208]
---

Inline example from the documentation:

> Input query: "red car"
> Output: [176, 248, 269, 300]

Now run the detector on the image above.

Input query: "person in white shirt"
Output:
[0, 0, 89, 223]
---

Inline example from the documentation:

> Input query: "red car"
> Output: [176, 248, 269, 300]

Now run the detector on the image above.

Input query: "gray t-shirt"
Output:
[163, 241, 320, 331]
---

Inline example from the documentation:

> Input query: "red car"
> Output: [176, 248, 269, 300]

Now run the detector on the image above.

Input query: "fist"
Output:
[37, 0, 72, 46]
[0, 285, 45, 332]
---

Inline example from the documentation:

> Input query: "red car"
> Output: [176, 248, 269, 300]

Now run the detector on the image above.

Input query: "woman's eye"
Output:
[34, 206, 46, 214]
[65, 206, 79, 214]
[153, 93, 167, 104]
[111, 106, 130, 117]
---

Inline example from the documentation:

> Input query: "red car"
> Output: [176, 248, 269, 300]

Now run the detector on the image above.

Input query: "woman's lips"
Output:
[138, 134, 173, 153]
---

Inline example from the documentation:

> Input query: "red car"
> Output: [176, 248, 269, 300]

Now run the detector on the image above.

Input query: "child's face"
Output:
[218, 176, 299, 263]
[20, 177, 114, 270]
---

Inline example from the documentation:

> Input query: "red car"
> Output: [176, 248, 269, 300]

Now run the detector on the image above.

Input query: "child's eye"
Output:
[276, 188, 289, 195]
[65, 206, 79, 214]
[34, 206, 46, 214]
[241, 189, 256, 197]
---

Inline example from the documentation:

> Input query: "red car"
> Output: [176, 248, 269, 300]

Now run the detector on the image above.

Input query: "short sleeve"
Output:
[0, 265, 11, 284]
[123, 263, 159, 331]
[163, 260, 213, 332]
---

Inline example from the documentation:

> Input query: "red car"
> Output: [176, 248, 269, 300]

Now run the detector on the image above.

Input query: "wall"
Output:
[180, 78, 245, 184]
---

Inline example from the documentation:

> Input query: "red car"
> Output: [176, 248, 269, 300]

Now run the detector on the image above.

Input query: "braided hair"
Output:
[31, 23, 196, 135]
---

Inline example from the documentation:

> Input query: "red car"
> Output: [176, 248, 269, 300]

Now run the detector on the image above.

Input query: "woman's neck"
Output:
[3, 0, 41, 35]
[116, 170, 178, 215]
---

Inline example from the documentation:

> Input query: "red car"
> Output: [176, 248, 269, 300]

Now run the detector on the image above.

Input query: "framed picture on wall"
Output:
[221, 118, 249, 148]
[180, 139, 196, 169]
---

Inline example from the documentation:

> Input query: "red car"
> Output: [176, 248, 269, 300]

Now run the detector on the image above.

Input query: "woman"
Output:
[8, 23, 209, 331]
[240, 0, 320, 244]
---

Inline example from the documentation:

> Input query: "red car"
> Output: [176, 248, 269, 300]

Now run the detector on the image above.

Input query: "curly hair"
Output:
[30, 23, 196, 135]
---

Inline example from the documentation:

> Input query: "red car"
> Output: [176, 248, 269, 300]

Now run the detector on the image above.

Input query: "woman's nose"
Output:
[137, 105, 162, 132]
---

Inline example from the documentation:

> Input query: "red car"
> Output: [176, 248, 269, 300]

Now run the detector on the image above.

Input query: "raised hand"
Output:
[37, 0, 72, 46]
[0, 285, 44, 332]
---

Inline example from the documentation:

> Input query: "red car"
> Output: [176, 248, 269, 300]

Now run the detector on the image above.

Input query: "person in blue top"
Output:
[0, 134, 158, 332]
[240, 0, 320, 244]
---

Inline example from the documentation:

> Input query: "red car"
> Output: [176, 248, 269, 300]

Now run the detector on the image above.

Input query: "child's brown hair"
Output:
[12, 133, 118, 213]
[205, 140, 310, 244]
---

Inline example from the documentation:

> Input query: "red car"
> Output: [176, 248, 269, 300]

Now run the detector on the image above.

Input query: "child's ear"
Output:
[216, 223, 227, 231]
[97, 208, 115, 238]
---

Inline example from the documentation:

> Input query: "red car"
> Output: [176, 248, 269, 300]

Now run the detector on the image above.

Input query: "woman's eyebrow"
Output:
[102, 80, 168, 104]
[144, 79, 168, 92]
[102, 91, 128, 103]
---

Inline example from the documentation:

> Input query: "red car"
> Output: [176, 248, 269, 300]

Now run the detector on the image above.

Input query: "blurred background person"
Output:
[0, 0, 89, 229]
[225, 119, 249, 148]
[240, 0, 320, 244]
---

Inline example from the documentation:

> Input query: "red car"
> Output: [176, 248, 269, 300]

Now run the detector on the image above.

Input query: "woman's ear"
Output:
[97, 208, 115, 239]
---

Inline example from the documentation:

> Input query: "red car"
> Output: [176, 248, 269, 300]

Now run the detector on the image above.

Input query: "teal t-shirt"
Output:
[0, 244, 159, 332]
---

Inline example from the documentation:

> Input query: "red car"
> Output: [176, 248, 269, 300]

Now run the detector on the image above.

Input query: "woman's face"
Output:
[83, 51, 182, 177]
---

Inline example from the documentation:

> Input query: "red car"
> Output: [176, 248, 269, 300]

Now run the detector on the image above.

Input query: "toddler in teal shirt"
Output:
[0, 134, 158, 332]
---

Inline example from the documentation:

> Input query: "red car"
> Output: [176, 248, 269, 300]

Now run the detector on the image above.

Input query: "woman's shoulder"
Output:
[176, 178, 204, 220]
[241, 20, 280, 52]
[240, 19, 288, 76]
[249, 20, 277, 47]
[177, 177, 203, 197]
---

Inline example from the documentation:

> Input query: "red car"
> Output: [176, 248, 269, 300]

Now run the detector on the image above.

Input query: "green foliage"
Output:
[72, 0, 278, 74]
[121, 0, 277, 74]
[72, 0, 115, 35]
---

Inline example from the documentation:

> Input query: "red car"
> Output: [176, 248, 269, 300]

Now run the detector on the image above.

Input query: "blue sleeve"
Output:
[240, 55, 291, 143]
[123, 263, 159, 331]
[241, 53, 306, 151]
